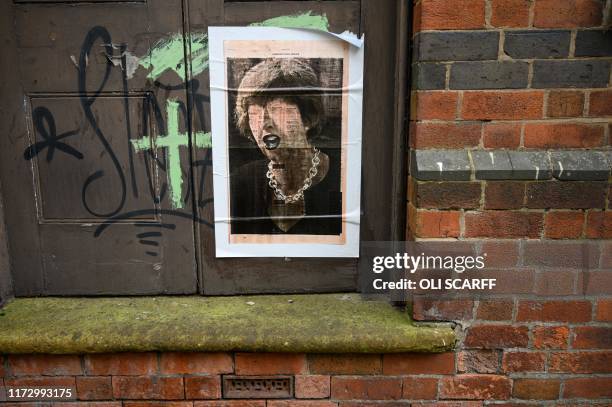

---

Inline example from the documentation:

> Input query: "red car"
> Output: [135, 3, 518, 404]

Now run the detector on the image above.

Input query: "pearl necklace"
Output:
[266, 147, 321, 204]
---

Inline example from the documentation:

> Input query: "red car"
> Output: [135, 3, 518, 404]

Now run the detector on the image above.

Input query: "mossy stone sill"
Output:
[0, 294, 455, 354]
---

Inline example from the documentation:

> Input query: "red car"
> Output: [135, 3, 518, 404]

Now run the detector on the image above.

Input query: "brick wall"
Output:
[403, 0, 612, 404]
[1, 347, 611, 405]
[408, 0, 611, 240]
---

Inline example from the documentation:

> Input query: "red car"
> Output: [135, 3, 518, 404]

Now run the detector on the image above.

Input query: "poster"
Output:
[209, 27, 364, 257]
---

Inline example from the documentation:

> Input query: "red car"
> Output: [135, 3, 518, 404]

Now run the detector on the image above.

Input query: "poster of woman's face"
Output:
[209, 28, 363, 257]
[227, 57, 344, 238]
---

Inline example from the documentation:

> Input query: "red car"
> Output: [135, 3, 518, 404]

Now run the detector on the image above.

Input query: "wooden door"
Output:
[0, 0, 199, 295]
[0, 0, 407, 296]
[187, 0, 407, 294]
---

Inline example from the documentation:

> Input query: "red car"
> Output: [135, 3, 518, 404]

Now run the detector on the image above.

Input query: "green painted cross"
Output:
[131, 99, 211, 208]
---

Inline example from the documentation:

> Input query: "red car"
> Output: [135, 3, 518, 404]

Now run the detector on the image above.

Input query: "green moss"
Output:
[0, 295, 455, 354]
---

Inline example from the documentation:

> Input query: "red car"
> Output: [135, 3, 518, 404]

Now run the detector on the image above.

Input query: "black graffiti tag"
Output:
[23, 107, 83, 162]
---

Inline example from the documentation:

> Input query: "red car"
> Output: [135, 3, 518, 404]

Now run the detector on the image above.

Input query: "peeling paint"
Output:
[138, 32, 208, 81]
[250, 11, 330, 31]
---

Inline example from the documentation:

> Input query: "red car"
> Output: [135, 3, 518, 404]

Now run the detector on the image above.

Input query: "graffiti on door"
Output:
[22, 12, 331, 255]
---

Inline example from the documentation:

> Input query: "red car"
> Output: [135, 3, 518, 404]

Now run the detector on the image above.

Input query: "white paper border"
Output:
[209, 27, 363, 258]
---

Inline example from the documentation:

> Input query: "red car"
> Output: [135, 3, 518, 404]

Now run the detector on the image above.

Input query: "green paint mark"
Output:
[139, 33, 208, 81]
[139, 12, 329, 80]
[251, 11, 330, 31]
[131, 100, 211, 208]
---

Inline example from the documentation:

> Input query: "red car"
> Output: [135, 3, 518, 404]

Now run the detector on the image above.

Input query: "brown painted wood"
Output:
[1, 0, 199, 295]
[0, 1, 44, 296]
[0, 4, 16, 303]
[190, 0, 406, 295]
[1, 0, 409, 296]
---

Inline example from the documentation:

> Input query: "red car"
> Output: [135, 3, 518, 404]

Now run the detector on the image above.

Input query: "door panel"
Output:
[1, 0, 198, 295]
[29, 96, 157, 220]
[188, 0, 381, 294]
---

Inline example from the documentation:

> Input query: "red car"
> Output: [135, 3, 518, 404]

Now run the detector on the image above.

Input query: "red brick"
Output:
[586, 211, 612, 238]
[55, 403, 121, 407]
[414, 182, 482, 210]
[124, 403, 193, 407]
[8, 354, 82, 376]
[544, 211, 584, 239]
[111, 376, 184, 400]
[483, 123, 521, 148]
[295, 375, 330, 399]
[234, 353, 306, 375]
[159, 353, 232, 374]
[412, 209, 461, 238]
[534, 0, 603, 27]
[462, 91, 544, 120]
[535, 271, 577, 296]
[76, 377, 113, 400]
[308, 354, 380, 375]
[549, 351, 612, 373]
[479, 241, 520, 268]
[402, 377, 438, 399]
[564, 377, 612, 399]
[413, 299, 474, 321]
[464, 325, 529, 348]
[383, 353, 454, 375]
[476, 300, 513, 321]
[184, 376, 221, 399]
[464, 211, 542, 238]
[533, 326, 569, 349]
[439, 375, 511, 400]
[547, 91, 585, 118]
[502, 352, 546, 372]
[85, 353, 157, 376]
[582, 271, 612, 295]
[463, 268, 535, 295]
[268, 402, 338, 407]
[484, 182, 525, 210]
[572, 327, 612, 349]
[491, 0, 531, 27]
[331, 377, 402, 400]
[513, 379, 560, 400]
[457, 350, 498, 374]
[4, 376, 76, 391]
[524, 123, 604, 148]
[413, 92, 458, 120]
[589, 90, 612, 117]
[602, 242, 612, 268]
[413, 122, 481, 149]
[194, 402, 265, 407]
[405, 404, 482, 407]
[526, 181, 607, 209]
[517, 300, 592, 322]
[596, 299, 612, 322]
[416, 0, 485, 30]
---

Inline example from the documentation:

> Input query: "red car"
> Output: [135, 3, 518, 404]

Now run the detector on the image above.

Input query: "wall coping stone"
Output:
[0, 294, 455, 354]
[412, 149, 610, 181]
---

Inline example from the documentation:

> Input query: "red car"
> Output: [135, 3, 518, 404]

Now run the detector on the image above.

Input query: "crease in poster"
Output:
[209, 27, 365, 258]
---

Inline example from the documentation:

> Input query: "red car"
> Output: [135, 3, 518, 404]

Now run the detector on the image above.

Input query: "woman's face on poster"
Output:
[247, 97, 311, 162]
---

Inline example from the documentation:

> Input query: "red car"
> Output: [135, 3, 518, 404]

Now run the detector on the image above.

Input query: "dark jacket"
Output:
[229, 148, 342, 235]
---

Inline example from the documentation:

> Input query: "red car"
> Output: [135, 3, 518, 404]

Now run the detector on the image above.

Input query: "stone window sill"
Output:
[0, 294, 454, 354]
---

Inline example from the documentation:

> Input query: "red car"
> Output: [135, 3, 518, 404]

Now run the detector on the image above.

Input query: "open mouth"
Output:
[262, 134, 281, 150]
